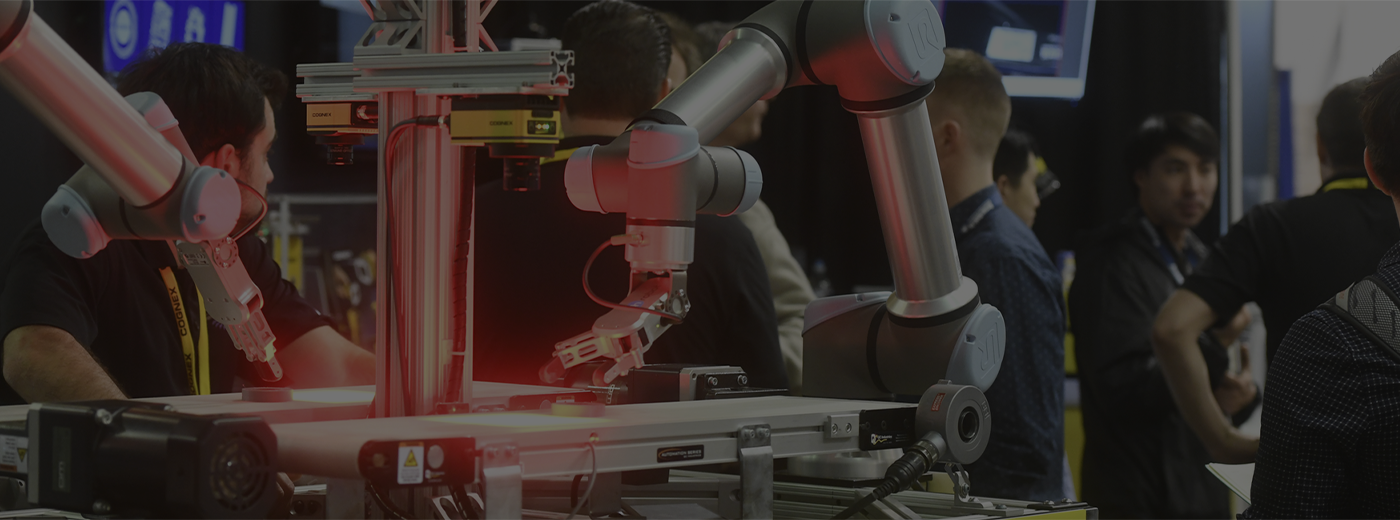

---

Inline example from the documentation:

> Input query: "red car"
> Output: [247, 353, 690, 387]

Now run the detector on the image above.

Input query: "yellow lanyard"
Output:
[1321, 177, 1370, 192]
[159, 267, 209, 395]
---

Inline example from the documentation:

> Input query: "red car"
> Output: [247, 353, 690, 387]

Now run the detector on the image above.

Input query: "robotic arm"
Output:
[556, 0, 1005, 397]
[0, 0, 283, 381]
[540, 125, 762, 385]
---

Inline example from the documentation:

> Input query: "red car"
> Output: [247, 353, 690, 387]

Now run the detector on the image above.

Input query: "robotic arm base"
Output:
[801, 290, 1004, 400]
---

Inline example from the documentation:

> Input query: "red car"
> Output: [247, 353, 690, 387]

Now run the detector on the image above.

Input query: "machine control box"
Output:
[611, 364, 788, 404]
[358, 437, 476, 488]
[858, 408, 917, 451]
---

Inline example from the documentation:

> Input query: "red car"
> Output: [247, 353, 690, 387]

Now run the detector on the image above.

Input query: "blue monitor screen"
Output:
[104, 0, 246, 76]
[936, 0, 1096, 99]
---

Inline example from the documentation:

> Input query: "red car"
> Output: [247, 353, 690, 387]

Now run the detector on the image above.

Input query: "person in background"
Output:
[472, 1, 787, 390]
[1152, 78, 1399, 464]
[0, 43, 374, 406]
[927, 49, 1066, 502]
[992, 128, 1060, 228]
[1241, 48, 1400, 518]
[661, 15, 816, 394]
[1069, 112, 1257, 518]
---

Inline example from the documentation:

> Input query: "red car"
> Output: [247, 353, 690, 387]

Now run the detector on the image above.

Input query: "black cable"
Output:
[581, 238, 684, 322]
[565, 439, 599, 520]
[367, 480, 413, 520]
[451, 484, 478, 520]
[832, 492, 881, 520]
[570, 474, 585, 509]
[830, 433, 940, 519]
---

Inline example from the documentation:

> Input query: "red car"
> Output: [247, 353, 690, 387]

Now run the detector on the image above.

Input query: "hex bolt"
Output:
[996, 504, 1007, 510]
[707, 376, 720, 387]
[737, 374, 749, 386]
[830, 423, 839, 435]
[94, 409, 113, 426]
[845, 423, 852, 433]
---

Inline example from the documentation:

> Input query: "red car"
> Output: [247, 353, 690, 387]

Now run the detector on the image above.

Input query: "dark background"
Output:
[0, 0, 1226, 295]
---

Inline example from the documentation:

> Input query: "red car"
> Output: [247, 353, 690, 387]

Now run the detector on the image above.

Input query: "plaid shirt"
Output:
[1241, 242, 1400, 518]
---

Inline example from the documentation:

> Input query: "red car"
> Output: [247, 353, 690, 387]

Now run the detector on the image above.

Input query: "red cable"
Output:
[384, 123, 415, 415]
[231, 180, 268, 241]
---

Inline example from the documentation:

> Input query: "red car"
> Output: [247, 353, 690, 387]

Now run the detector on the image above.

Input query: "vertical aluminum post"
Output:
[374, 0, 469, 418]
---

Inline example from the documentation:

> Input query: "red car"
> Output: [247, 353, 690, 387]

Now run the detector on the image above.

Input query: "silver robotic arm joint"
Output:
[557, 124, 762, 384]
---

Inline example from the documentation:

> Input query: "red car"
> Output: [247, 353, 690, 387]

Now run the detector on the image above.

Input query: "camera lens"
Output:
[958, 407, 979, 442]
[503, 158, 542, 191]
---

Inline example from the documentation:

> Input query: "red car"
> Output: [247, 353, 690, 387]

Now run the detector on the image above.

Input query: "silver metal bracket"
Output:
[430, 495, 465, 520]
[872, 494, 923, 519]
[353, 51, 574, 96]
[479, 443, 522, 519]
[944, 463, 997, 514]
[358, 20, 426, 56]
[296, 63, 375, 102]
[736, 425, 773, 520]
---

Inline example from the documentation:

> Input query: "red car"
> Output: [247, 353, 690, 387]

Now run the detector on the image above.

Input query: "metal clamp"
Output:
[479, 444, 521, 519]
[944, 463, 997, 513]
[737, 425, 773, 519]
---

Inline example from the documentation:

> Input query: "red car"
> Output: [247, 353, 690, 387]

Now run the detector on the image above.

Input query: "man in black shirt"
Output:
[1152, 78, 1398, 464]
[1241, 49, 1400, 517]
[472, 1, 785, 389]
[1069, 113, 1258, 518]
[0, 44, 374, 404]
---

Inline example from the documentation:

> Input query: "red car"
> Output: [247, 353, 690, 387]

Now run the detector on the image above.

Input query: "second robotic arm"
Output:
[541, 125, 762, 385]
[557, 0, 1005, 397]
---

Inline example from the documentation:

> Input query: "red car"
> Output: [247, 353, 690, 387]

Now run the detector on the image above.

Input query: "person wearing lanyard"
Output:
[1239, 50, 1400, 518]
[1152, 78, 1400, 465]
[1068, 112, 1257, 519]
[470, 1, 786, 390]
[927, 49, 1067, 502]
[0, 43, 375, 404]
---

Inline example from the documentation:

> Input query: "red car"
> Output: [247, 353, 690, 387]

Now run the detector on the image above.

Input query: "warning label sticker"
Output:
[0, 434, 27, 474]
[397, 442, 424, 485]
[930, 393, 947, 412]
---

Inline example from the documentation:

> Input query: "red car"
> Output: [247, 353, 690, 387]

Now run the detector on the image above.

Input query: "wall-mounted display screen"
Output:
[936, 0, 1096, 100]
[104, 0, 246, 75]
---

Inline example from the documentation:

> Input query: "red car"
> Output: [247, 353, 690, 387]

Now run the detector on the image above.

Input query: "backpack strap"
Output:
[1323, 275, 1400, 364]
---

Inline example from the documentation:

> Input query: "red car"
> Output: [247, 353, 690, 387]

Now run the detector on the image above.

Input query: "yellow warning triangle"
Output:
[404, 451, 418, 467]
[15, 449, 24, 462]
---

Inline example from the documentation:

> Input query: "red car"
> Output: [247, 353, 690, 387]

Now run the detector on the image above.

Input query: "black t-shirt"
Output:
[472, 136, 787, 389]
[1182, 173, 1400, 363]
[0, 222, 333, 404]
